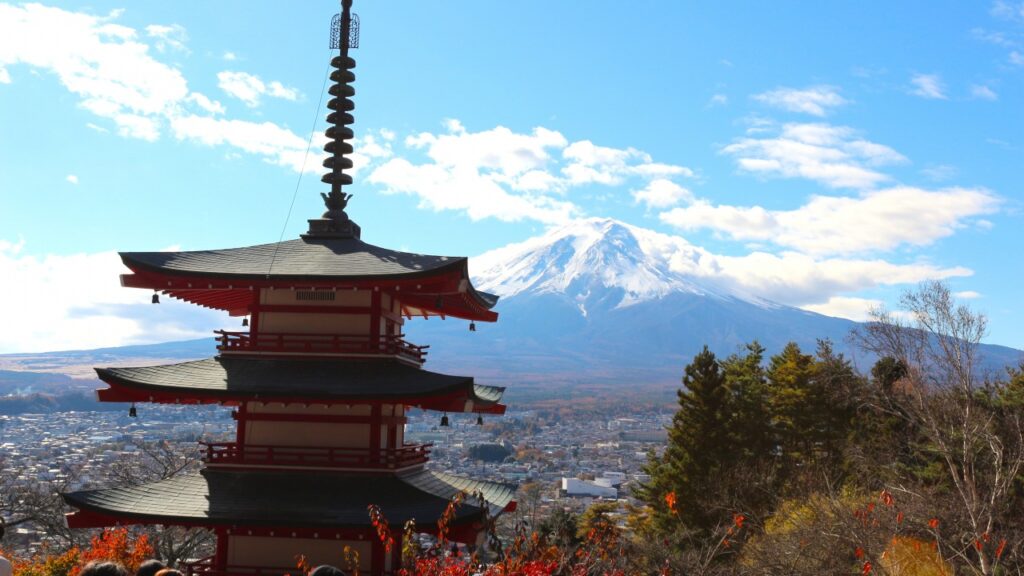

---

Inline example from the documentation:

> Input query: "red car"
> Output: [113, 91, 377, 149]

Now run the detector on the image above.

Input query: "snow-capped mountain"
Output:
[470, 217, 772, 313]
[411, 217, 1023, 393]
[412, 218, 866, 388]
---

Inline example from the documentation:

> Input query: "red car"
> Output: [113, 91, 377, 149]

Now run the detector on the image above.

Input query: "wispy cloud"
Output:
[368, 121, 695, 224]
[753, 85, 848, 117]
[971, 84, 999, 100]
[145, 23, 188, 53]
[217, 70, 299, 107]
[632, 179, 693, 209]
[707, 94, 728, 107]
[909, 73, 947, 99]
[65, 174, 79, 184]
[660, 186, 999, 256]
[721, 122, 906, 189]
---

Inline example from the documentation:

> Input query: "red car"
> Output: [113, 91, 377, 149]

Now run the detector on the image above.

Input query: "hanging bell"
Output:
[469, 322, 476, 332]
[151, 291, 160, 304]
[476, 414, 483, 426]
[440, 413, 450, 427]
[129, 403, 137, 418]
[242, 317, 249, 327]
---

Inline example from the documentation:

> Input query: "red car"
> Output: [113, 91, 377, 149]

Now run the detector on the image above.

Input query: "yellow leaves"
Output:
[879, 536, 952, 576]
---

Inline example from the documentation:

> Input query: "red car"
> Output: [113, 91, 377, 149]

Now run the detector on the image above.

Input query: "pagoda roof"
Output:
[95, 357, 505, 413]
[119, 236, 498, 321]
[63, 468, 515, 530]
[121, 237, 471, 282]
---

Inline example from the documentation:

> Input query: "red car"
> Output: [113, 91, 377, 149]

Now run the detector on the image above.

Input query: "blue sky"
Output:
[0, 1, 1021, 353]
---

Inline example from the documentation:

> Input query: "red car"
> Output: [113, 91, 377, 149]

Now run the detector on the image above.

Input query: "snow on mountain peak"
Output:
[470, 217, 743, 309]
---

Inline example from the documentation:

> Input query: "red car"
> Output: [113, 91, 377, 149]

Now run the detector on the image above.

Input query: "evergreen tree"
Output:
[640, 346, 730, 534]
[766, 342, 817, 471]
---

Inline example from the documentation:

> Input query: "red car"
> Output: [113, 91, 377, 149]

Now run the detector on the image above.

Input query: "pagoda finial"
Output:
[307, 0, 361, 239]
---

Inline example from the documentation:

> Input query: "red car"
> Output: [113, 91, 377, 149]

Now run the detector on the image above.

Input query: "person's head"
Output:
[153, 569, 183, 576]
[79, 561, 130, 576]
[309, 565, 348, 576]
[136, 560, 165, 576]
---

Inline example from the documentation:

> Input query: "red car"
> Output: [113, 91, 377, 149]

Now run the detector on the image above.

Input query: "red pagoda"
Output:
[62, 3, 515, 574]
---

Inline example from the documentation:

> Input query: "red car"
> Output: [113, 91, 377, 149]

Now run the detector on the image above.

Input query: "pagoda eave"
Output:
[62, 469, 516, 533]
[122, 267, 499, 322]
[95, 384, 507, 414]
[93, 357, 507, 414]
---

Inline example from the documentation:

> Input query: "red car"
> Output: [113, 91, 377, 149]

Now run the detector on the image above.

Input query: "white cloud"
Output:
[65, 174, 78, 184]
[910, 73, 947, 99]
[0, 66, 9, 83]
[753, 85, 848, 116]
[170, 114, 316, 172]
[217, 70, 299, 107]
[992, 1, 1024, 22]
[223, 51, 237, 61]
[633, 179, 693, 209]
[722, 122, 906, 189]
[563, 140, 693, 186]
[708, 94, 728, 107]
[0, 240, 226, 353]
[660, 186, 999, 256]
[370, 122, 695, 225]
[920, 164, 957, 182]
[954, 290, 982, 299]
[145, 23, 187, 53]
[971, 27, 1016, 47]
[801, 296, 884, 321]
[690, 250, 972, 310]
[971, 84, 999, 100]
[0, 3, 192, 140]
[186, 92, 225, 115]
[1011, 51, 1024, 66]
[0, 4, 325, 170]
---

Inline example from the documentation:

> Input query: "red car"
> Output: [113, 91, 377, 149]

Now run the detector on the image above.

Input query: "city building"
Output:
[61, 3, 516, 574]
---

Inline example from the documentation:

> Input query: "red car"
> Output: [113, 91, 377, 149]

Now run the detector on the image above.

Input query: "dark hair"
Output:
[79, 561, 130, 576]
[309, 566, 348, 576]
[136, 560, 166, 576]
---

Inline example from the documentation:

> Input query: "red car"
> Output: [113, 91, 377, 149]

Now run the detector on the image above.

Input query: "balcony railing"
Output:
[214, 331, 428, 364]
[200, 442, 432, 470]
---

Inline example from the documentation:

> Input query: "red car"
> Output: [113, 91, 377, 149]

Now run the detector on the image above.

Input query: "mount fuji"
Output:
[412, 218, 887, 392]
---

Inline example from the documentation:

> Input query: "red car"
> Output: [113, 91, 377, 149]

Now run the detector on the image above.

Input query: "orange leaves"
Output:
[71, 528, 153, 576]
[928, 518, 940, 529]
[733, 513, 746, 528]
[879, 490, 894, 507]
[664, 491, 677, 514]
[368, 504, 395, 554]
[996, 538, 1008, 559]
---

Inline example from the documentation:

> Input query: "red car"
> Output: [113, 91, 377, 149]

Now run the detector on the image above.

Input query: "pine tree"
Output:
[766, 342, 817, 470]
[639, 346, 735, 534]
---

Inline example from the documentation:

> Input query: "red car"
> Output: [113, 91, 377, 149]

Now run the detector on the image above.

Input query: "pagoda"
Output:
[62, 3, 515, 574]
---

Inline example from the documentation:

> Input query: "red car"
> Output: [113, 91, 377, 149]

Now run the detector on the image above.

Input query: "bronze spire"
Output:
[307, 0, 361, 239]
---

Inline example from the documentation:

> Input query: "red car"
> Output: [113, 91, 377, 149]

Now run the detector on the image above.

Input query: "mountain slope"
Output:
[412, 218, 1021, 389]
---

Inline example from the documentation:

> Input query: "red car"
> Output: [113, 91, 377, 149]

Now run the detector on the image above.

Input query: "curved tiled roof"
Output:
[123, 237, 466, 281]
[64, 468, 515, 528]
[97, 357, 505, 407]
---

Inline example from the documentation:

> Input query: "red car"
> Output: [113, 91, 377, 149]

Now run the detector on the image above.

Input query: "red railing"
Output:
[214, 331, 429, 364]
[200, 442, 432, 470]
[183, 556, 295, 576]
